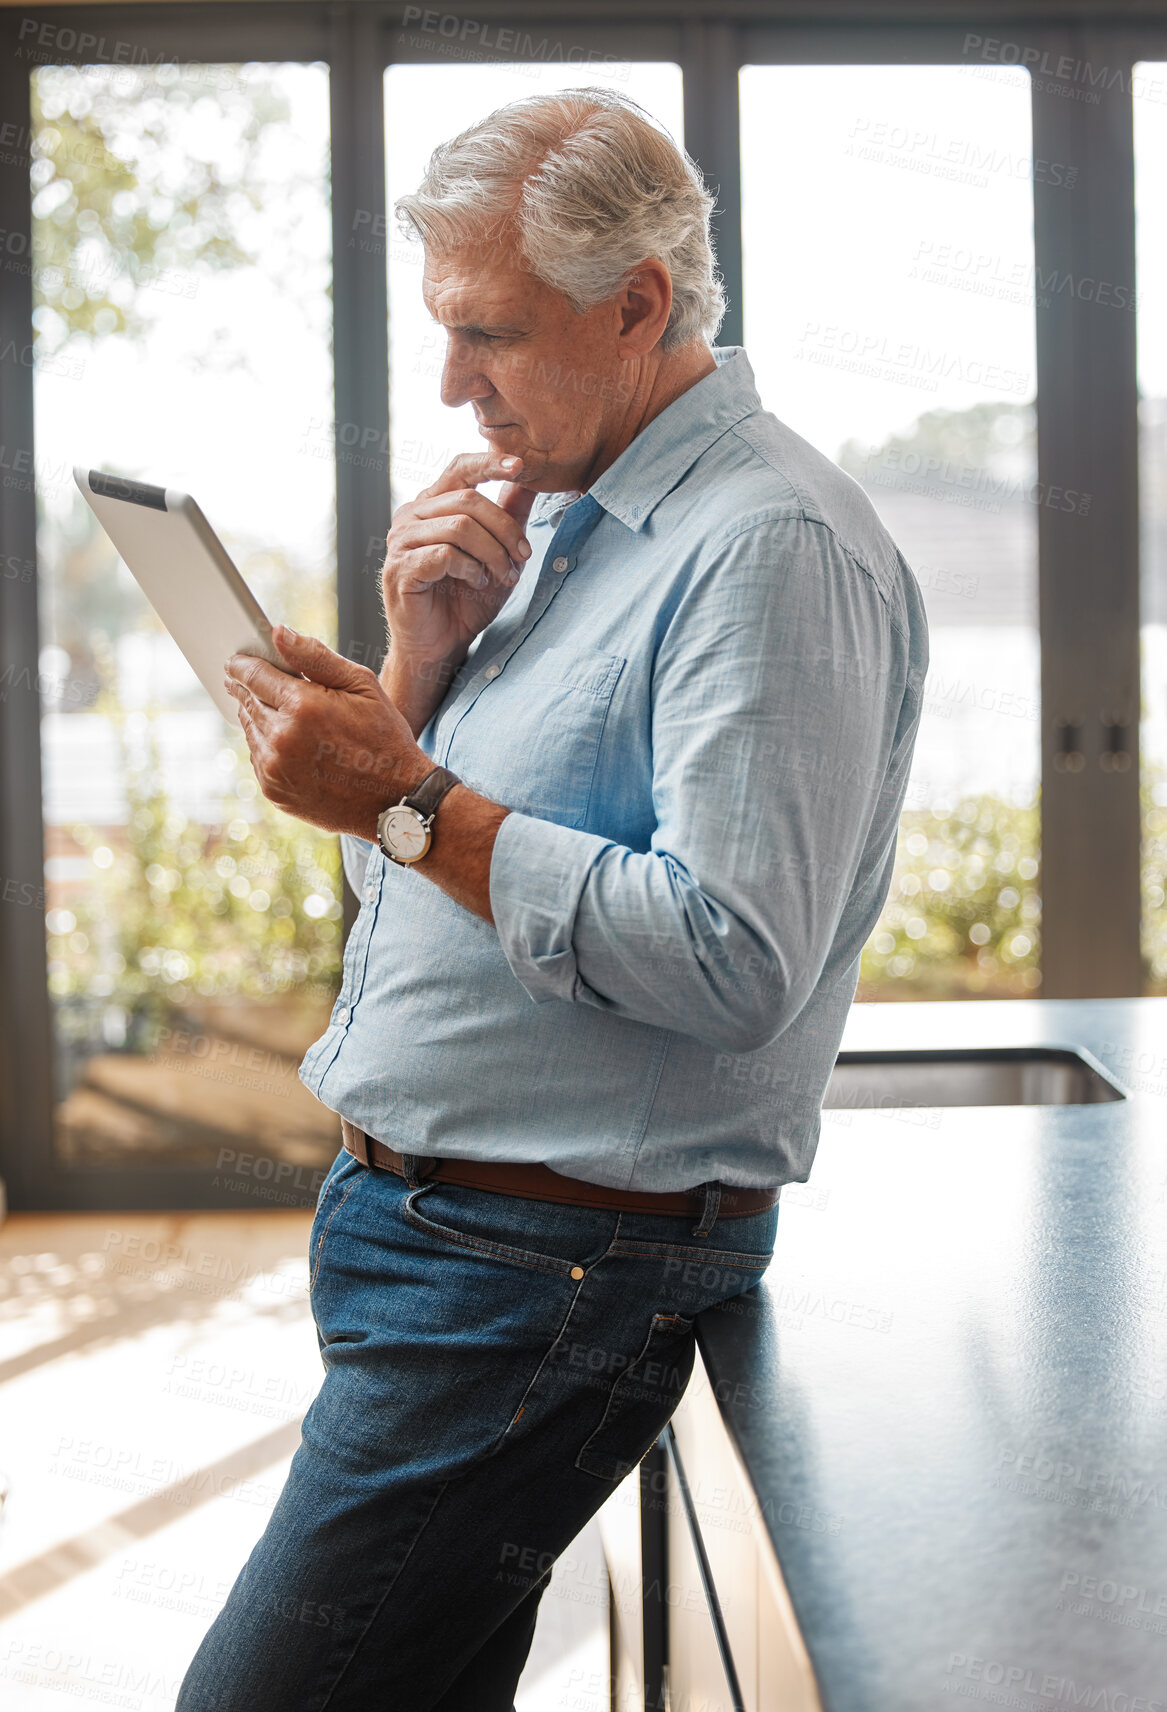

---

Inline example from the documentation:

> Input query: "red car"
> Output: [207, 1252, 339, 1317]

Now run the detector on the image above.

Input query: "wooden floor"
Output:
[0, 1209, 608, 1710]
[52, 995, 341, 1170]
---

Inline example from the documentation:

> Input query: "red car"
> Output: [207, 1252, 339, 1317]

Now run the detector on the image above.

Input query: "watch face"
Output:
[380, 806, 429, 862]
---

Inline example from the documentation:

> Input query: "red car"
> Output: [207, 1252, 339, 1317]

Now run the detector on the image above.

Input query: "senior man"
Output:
[178, 88, 927, 1711]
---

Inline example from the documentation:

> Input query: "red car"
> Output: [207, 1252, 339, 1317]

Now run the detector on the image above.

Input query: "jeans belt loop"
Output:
[400, 1152, 437, 1190]
[691, 1181, 722, 1239]
[340, 1118, 370, 1168]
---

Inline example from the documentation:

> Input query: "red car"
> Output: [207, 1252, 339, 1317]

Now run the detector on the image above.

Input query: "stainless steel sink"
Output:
[823, 1047, 1126, 1109]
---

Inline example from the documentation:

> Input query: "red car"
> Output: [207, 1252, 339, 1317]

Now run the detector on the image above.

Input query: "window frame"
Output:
[0, 2, 1155, 1209]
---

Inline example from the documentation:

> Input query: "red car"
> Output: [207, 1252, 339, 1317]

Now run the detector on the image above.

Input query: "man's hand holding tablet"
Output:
[75, 463, 523, 909]
[222, 627, 432, 841]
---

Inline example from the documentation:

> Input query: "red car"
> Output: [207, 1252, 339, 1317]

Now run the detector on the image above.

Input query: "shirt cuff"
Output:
[489, 810, 612, 1004]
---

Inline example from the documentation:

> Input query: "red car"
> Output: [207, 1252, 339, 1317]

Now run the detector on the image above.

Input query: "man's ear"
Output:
[617, 258, 673, 356]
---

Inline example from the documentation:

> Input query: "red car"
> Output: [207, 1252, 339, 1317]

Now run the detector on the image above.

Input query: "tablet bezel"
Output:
[72, 466, 292, 724]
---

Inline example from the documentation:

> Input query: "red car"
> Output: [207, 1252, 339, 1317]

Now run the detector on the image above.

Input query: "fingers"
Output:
[224, 669, 261, 722]
[225, 651, 295, 710]
[225, 677, 268, 766]
[421, 451, 523, 498]
[233, 690, 258, 743]
[271, 626, 375, 693]
[399, 513, 522, 589]
[407, 487, 533, 570]
[497, 481, 538, 532]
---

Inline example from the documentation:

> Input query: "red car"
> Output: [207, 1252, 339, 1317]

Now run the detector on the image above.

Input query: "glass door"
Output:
[741, 62, 1041, 999]
[31, 59, 341, 1191]
[1134, 62, 1167, 994]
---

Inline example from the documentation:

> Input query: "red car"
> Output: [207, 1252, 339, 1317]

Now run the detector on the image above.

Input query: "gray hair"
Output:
[394, 86, 725, 350]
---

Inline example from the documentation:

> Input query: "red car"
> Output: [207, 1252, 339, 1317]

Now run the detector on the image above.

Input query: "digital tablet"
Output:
[73, 467, 294, 725]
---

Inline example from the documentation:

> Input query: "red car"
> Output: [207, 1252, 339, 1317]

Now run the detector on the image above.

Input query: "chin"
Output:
[481, 439, 562, 491]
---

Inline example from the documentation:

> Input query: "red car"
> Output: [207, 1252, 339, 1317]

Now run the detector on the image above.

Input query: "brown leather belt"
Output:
[340, 1120, 780, 1219]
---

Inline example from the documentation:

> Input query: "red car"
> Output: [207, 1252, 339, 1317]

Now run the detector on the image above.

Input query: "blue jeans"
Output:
[176, 1149, 779, 1711]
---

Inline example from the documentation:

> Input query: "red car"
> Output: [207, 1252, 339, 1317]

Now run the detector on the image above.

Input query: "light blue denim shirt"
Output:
[300, 347, 929, 1191]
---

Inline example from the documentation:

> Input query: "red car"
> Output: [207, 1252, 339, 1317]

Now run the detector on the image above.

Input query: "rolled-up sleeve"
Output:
[489, 513, 909, 1052]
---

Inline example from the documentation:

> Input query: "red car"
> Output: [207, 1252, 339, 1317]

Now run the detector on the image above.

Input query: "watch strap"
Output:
[401, 764, 461, 823]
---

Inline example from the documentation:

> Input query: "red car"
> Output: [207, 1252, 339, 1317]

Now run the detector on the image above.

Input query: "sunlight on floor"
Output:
[0, 1212, 608, 1710]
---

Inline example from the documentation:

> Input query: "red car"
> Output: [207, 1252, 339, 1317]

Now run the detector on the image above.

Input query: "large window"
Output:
[742, 63, 1041, 999]
[31, 61, 341, 1174]
[1, 11, 1160, 1209]
[1134, 62, 1167, 995]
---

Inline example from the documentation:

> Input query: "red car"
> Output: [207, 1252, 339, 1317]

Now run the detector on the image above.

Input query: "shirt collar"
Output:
[528, 346, 761, 535]
[529, 488, 584, 528]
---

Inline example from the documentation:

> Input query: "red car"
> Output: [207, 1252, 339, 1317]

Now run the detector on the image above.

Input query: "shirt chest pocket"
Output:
[445, 645, 625, 830]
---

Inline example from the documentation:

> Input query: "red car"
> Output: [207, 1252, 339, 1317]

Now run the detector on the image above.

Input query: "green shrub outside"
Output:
[858, 759, 1167, 999]
[48, 699, 342, 1062]
[857, 790, 1042, 1000]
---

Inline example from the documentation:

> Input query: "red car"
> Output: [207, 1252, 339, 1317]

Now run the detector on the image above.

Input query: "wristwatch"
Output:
[376, 765, 462, 866]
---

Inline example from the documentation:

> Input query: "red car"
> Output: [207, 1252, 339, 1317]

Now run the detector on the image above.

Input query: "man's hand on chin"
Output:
[224, 624, 433, 840]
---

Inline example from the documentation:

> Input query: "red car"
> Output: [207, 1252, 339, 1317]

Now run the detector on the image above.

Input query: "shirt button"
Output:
[363, 886, 376, 904]
[335, 1006, 351, 1026]
[552, 556, 569, 573]
[570, 1266, 585, 1281]
[484, 663, 501, 680]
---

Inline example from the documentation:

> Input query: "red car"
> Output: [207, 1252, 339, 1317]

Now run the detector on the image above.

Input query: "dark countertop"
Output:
[696, 997, 1167, 1712]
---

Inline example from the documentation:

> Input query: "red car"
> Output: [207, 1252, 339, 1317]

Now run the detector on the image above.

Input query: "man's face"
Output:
[421, 242, 632, 491]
